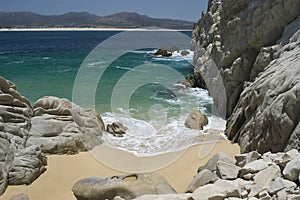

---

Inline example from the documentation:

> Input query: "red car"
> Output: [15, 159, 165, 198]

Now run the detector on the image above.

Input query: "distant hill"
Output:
[0, 11, 194, 29]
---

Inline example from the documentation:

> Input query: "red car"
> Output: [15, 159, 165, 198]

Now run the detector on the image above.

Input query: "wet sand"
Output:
[2, 141, 240, 200]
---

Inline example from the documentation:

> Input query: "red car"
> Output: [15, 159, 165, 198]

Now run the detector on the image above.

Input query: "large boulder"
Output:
[184, 110, 208, 130]
[26, 96, 105, 154]
[72, 173, 176, 200]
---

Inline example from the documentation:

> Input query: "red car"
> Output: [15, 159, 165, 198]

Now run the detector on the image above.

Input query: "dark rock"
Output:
[107, 122, 127, 137]
[181, 50, 190, 56]
[154, 49, 172, 57]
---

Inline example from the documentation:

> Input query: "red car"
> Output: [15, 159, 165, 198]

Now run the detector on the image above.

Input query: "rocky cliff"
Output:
[192, 0, 300, 153]
[0, 76, 104, 195]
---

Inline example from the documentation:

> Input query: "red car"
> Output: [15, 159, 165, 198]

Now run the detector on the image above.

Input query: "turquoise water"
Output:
[0, 31, 225, 156]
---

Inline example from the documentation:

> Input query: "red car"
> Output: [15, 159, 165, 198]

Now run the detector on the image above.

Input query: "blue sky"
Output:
[0, 0, 208, 21]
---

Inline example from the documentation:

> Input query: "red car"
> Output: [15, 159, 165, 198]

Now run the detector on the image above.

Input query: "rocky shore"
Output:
[0, 0, 300, 199]
[192, 0, 300, 153]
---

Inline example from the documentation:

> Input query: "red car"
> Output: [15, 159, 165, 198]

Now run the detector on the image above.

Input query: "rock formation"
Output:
[192, 0, 300, 153]
[0, 76, 105, 195]
[27, 96, 104, 154]
[72, 173, 176, 200]
[107, 122, 127, 137]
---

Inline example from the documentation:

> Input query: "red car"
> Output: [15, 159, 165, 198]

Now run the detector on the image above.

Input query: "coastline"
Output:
[2, 141, 240, 200]
[0, 27, 192, 32]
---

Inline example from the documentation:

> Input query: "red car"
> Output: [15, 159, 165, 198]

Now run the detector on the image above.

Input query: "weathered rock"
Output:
[226, 30, 300, 153]
[0, 76, 47, 193]
[9, 193, 30, 200]
[283, 154, 300, 181]
[216, 161, 240, 180]
[268, 177, 297, 195]
[192, 0, 300, 118]
[185, 169, 219, 193]
[235, 151, 261, 167]
[184, 110, 208, 130]
[107, 122, 127, 137]
[249, 165, 281, 197]
[0, 137, 14, 195]
[72, 173, 176, 200]
[8, 145, 46, 185]
[27, 96, 104, 154]
[198, 152, 235, 173]
[192, 179, 244, 200]
[239, 159, 269, 176]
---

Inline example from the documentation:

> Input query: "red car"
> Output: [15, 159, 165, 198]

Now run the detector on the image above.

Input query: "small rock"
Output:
[268, 177, 297, 195]
[235, 151, 261, 167]
[184, 110, 208, 130]
[192, 179, 242, 200]
[249, 165, 281, 197]
[185, 169, 219, 193]
[9, 194, 30, 200]
[107, 122, 127, 137]
[283, 154, 300, 181]
[216, 161, 240, 180]
[277, 189, 287, 200]
[259, 190, 271, 200]
[181, 50, 190, 56]
[242, 173, 254, 180]
[154, 49, 172, 57]
[198, 152, 236, 173]
[239, 159, 269, 176]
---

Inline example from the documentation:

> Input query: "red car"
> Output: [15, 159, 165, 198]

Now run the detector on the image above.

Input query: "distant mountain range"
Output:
[0, 11, 194, 29]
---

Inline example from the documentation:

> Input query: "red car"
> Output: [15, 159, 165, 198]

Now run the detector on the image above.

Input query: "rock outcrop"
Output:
[0, 76, 46, 195]
[226, 30, 300, 153]
[27, 96, 104, 154]
[72, 173, 176, 200]
[0, 76, 105, 195]
[192, 0, 300, 153]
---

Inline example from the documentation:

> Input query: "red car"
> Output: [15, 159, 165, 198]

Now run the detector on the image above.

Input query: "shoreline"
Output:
[2, 141, 240, 200]
[0, 27, 193, 32]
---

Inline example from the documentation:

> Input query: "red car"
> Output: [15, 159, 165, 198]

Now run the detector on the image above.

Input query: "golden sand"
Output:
[2, 141, 239, 200]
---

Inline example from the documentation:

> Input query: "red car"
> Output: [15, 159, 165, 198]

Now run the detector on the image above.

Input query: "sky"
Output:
[0, 0, 208, 22]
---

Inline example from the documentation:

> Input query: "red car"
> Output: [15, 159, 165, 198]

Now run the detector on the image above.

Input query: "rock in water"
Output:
[27, 96, 105, 154]
[154, 49, 172, 57]
[184, 110, 208, 130]
[107, 122, 127, 137]
[72, 173, 176, 200]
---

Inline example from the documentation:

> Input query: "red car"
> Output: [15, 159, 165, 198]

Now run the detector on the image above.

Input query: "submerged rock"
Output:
[72, 173, 176, 200]
[184, 110, 208, 130]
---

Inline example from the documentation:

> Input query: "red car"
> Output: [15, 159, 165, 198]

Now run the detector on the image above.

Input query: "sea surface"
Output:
[0, 30, 225, 156]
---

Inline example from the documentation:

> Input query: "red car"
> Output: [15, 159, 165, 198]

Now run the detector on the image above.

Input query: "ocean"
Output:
[0, 30, 225, 156]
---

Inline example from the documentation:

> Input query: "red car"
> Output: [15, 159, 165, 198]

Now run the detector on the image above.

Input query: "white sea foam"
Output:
[101, 85, 226, 157]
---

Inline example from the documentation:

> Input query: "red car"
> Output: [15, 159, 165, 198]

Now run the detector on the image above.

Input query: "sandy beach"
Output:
[2, 141, 239, 200]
